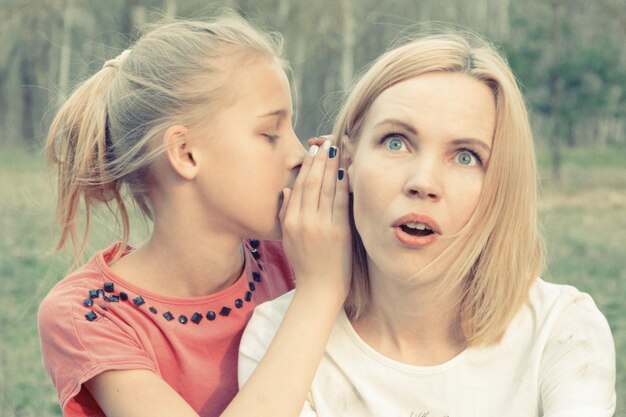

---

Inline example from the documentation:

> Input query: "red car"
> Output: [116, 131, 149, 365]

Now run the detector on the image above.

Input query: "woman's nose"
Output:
[402, 160, 442, 202]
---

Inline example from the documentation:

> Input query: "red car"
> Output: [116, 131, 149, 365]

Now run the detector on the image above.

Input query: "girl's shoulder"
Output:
[39, 243, 127, 322]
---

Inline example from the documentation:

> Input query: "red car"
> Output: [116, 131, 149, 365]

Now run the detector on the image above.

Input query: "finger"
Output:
[288, 142, 319, 216]
[300, 139, 331, 213]
[278, 188, 291, 224]
[332, 167, 350, 225]
[318, 145, 340, 218]
[306, 137, 322, 147]
[318, 134, 333, 144]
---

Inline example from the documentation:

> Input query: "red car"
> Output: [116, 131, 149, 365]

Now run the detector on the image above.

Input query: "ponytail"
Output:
[47, 54, 130, 265]
[47, 16, 285, 267]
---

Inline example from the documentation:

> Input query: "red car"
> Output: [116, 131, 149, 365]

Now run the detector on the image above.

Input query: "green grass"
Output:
[0, 144, 624, 416]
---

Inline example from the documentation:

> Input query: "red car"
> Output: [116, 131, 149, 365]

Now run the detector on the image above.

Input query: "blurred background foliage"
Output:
[1, 0, 625, 167]
[0, 0, 625, 416]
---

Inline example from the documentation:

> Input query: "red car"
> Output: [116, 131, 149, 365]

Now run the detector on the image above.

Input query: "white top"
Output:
[239, 279, 615, 417]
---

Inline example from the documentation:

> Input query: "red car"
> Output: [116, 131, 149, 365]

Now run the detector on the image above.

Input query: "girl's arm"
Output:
[226, 138, 350, 416]
[86, 138, 350, 417]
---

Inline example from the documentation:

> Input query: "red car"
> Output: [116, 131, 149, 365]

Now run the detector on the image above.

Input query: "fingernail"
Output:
[329, 146, 337, 159]
[338, 169, 344, 180]
[322, 139, 331, 150]
[309, 145, 319, 156]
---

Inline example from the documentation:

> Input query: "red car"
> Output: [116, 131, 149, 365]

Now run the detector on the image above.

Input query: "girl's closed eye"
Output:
[263, 132, 279, 142]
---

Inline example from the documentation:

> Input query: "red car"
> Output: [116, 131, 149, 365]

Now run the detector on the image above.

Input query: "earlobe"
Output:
[163, 125, 199, 180]
[341, 134, 354, 192]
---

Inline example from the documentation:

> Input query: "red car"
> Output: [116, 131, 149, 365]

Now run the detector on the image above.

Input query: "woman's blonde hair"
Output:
[47, 14, 285, 265]
[334, 31, 544, 346]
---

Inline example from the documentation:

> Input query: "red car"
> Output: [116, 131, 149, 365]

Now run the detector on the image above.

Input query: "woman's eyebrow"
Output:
[450, 138, 492, 153]
[373, 118, 417, 135]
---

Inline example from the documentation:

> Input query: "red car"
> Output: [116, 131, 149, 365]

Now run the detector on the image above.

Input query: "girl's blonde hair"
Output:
[334, 32, 544, 346]
[47, 14, 285, 265]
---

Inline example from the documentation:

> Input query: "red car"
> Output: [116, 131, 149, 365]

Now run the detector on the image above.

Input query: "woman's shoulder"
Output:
[248, 289, 295, 328]
[528, 279, 606, 319]
[525, 279, 613, 347]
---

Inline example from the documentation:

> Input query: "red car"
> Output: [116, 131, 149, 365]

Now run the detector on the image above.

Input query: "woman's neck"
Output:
[351, 262, 466, 366]
[109, 213, 245, 298]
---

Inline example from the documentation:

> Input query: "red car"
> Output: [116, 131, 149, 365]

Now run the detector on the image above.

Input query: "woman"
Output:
[239, 31, 616, 416]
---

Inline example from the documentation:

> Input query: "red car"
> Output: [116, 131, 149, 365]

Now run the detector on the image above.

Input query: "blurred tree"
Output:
[0, 0, 624, 161]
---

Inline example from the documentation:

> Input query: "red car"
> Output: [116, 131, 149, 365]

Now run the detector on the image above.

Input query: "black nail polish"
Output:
[338, 169, 344, 180]
[329, 146, 337, 158]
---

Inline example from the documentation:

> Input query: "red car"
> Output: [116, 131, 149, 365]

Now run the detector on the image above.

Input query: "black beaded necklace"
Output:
[82, 239, 265, 325]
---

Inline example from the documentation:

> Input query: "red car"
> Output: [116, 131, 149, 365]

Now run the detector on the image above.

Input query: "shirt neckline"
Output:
[338, 309, 469, 374]
[94, 241, 255, 306]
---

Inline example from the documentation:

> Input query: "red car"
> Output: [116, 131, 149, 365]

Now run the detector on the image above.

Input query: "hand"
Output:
[279, 136, 351, 302]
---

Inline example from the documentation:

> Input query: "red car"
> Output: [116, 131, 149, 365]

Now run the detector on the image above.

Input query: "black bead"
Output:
[252, 272, 261, 282]
[102, 295, 111, 302]
[109, 295, 119, 302]
[133, 296, 145, 307]
[163, 311, 174, 321]
[257, 263, 263, 271]
[99, 305, 108, 311]
[85, 311, 97, 321]
[249, 281, 256, 291]
[206, 311, 216, 321]
[191, 312, 203, 324]
[251, 250, 261, 260]
[220, 306, 231, 317]
[97, 289, 106, 296]
[103, 282, 115, 293]
[149, 307, 158, 314]
[83, 298, 94, 307]
[235, 298, 244, 308]
[89, 289, 99, 299]
[245, 291, 252, 302]
[250, 239, 260, 248]
[119, 292, 128, 301]
[178, 315, 188, 324]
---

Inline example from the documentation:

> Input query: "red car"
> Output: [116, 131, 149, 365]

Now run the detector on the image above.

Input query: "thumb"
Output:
[278, 188, 292, 224]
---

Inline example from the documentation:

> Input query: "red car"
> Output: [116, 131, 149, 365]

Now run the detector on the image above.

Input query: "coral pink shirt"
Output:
[38, 239, 294, 417]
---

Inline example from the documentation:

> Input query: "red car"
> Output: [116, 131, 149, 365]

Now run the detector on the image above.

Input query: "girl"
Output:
[39, 15, 351, 417]
[239, 32, 616, 416]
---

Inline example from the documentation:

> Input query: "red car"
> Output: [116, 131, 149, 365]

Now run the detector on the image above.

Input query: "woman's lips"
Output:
[392, 214, 441, 248]
[394, 227, 438, 248]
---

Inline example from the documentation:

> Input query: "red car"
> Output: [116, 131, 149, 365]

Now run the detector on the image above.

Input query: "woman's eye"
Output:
[264, 133, 279, 142]
[456, 150, 478, 166]
[383, 136, 406, 152]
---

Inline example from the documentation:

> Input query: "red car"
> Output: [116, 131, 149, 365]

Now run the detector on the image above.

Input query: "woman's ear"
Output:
[163, 125, 199, 180]
[341, 134, 355, 192]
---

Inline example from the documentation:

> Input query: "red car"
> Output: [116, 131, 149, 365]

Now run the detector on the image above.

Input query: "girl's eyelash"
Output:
[264, 133, 279, 142]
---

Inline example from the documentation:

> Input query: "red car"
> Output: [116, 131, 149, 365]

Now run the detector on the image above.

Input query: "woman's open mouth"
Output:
[393, 215, 440, 248]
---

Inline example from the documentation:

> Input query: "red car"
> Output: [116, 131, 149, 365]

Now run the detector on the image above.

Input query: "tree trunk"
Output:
[57, 0, 76, 106]
[164, 0, 177, 18]
[548, 0, 563, 180]
[340, 0, 355, 91]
